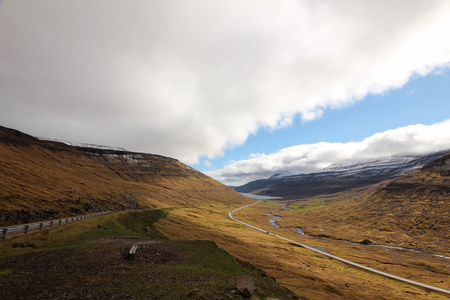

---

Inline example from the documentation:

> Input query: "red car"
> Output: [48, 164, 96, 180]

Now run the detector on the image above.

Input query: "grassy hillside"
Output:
[280, 153, 450, 255]
[0, 126, 248, 225]
[0, 209, 298, 299]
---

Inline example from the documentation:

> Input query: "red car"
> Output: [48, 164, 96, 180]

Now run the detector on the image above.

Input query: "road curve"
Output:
[228, 200, 450, 296]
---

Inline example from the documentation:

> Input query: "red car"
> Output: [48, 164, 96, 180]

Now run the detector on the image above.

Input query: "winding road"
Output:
[228, 200, 450, 296]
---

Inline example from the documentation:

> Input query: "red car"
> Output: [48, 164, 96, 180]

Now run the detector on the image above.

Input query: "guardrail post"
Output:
[24, 225, 29, 234]
[39, 223, 43, 231]
[50, 221, 53, 228]
[59, 220, 62, 226]
[66, 218, 69, 224]
[2, 228, 7, 240]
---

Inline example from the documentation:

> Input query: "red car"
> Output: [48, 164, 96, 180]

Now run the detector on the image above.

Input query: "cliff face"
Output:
[0, 126, 246, 225]
[421, 152, 450, 176]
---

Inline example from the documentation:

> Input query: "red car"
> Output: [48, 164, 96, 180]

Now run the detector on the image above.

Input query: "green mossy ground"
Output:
[0, 209, 299, 299]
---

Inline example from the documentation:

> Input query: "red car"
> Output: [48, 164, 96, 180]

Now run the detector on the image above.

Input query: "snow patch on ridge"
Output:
[323, 156, 417, 172]
[39, 138, 127, 152]
[269, 171, 292, 179]
[266, 152, 446, 180]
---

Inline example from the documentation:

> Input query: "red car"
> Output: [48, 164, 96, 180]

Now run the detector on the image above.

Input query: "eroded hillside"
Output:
[0, 126, 247, 225]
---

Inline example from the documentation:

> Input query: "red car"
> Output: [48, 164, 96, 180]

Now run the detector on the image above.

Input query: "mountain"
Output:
[234, 151, 449, 198]
[286, 152, 450, 254]
[0, 126, 246, 225]
[268, 171, 292, 179]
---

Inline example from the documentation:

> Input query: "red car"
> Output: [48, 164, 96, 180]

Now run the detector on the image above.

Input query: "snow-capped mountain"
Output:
[320, 156, 425, 177]
[234, 151, 449, 198]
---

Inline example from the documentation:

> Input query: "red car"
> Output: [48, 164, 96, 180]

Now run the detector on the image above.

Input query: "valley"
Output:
[1, 125, 449, 299]
[154, 201, 449, 299]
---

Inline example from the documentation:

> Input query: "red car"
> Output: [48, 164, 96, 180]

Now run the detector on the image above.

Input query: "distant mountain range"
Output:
[234, 151, 450, 198]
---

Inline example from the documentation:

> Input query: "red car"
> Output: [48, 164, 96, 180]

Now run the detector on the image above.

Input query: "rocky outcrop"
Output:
[421, 153, 450, 176]
[235, 275, 255, 298]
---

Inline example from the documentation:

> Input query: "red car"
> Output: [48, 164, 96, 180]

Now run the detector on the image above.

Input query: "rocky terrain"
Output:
[0, 126, 246, 225]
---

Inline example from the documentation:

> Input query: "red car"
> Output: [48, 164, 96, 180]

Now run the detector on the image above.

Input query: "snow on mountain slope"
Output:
[235, 150, 450, 198]
[321, 156, 422, 177]
[269, 171, 293, 179]
[39, 138, 128, 151]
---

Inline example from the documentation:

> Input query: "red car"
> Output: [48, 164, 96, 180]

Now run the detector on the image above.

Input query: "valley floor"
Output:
[156, 202, 450, 300]
[1, 201, 448, 300]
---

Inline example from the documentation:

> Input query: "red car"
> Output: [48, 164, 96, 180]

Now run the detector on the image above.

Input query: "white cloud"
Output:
[202, 160, 212, 168]
[1, 1, 450, 164]
[208, 120, 450, 186]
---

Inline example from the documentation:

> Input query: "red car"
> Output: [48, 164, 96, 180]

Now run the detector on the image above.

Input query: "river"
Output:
[240, 193, 282, 200]
[267, 211, 450, 260]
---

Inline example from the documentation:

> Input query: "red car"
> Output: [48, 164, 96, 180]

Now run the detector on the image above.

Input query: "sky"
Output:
[1, 1, 450, 186]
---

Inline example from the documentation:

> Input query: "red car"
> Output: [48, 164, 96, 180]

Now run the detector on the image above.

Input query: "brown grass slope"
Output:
[0, 126, 247, 225]
[283, 152, 450, 255]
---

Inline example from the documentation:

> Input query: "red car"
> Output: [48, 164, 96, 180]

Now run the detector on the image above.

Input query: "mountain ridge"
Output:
[234, 150, 450, 198]
[0, 125, 247, 225]
[281, 152, 450, 255]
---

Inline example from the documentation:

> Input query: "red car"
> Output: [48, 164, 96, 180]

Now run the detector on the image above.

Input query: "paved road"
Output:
[228, 200, 450, 296]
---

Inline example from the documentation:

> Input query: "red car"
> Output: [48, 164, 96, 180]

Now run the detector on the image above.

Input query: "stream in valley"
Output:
[266, 212, 450, 260]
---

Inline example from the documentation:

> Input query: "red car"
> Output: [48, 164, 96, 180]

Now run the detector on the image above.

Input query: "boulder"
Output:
[360, 239, 372, 245]
[235, 275, 255, 297]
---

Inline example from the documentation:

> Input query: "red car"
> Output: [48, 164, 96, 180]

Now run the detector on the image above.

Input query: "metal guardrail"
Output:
[1, 211, 111, 239]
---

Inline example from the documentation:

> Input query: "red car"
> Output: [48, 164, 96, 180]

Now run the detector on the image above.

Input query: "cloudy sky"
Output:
[1, 1, 450, 186]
